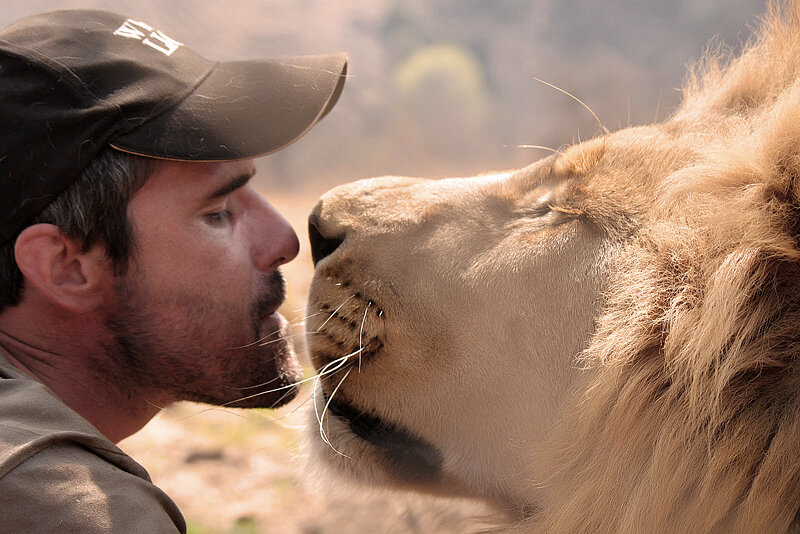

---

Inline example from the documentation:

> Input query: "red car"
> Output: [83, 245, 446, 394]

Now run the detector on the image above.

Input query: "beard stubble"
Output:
[100, 269, 302, 409]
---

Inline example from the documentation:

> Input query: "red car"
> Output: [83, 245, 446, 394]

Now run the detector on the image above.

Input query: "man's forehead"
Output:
[143, 158, 256, 199]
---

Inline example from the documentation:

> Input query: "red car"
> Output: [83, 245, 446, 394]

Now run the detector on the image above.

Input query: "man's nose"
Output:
[249, 194, 300, 271]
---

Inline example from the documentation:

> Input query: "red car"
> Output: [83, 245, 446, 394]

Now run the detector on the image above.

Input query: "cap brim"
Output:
[110, 53, 347, 161]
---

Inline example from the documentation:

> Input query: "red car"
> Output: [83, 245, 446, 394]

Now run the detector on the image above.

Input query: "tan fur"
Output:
[306, 3, 800, 532]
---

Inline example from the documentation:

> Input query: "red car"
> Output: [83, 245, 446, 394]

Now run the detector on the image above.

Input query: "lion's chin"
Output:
[326, 393, 442, 478]
[308, 386, 473, 495]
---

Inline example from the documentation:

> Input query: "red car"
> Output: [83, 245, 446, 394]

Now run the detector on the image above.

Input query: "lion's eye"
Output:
[517, 201, 552, 220]
[519, 190, 553, 218]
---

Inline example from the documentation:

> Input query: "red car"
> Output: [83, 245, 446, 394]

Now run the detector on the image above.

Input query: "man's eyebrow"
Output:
[205, 170, 256, 200]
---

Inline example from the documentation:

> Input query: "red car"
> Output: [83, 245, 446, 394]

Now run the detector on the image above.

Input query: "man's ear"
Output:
[14, 224, 111, 313]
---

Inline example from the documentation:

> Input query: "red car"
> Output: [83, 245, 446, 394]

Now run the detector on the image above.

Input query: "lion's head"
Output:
[304, 3, 800, 532]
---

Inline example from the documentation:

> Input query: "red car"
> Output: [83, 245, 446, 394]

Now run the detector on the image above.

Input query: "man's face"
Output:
[102, 159, 302, 408]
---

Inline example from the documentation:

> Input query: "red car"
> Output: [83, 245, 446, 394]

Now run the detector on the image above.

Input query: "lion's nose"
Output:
[308, 212, 344, 266]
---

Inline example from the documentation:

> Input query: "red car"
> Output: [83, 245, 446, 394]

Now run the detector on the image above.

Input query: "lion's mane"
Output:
[515, 4, 800, 532]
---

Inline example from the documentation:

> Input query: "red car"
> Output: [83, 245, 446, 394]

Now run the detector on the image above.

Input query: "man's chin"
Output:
[220, 378, 302, 409]
[185, 352, 303, 409]
[225, 344, 304, 409]
[206, 314, 304, 409]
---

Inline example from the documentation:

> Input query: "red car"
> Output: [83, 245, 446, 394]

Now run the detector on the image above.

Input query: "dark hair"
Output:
[0, 148, 154, 312]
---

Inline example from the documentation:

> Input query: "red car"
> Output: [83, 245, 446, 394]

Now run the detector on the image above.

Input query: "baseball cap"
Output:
[0, 9, 348, 245]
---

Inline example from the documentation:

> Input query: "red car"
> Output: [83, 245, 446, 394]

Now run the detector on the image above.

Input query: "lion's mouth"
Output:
[307, 282, 387, 369]
[322, 390, 443, 483]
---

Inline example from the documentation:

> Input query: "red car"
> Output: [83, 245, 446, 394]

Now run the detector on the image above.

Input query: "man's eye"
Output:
[205, 209, 232, 225]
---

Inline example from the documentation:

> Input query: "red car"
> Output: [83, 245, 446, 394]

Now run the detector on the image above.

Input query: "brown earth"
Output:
[120, 402, 492, 534]
[118, 192, 494, 534]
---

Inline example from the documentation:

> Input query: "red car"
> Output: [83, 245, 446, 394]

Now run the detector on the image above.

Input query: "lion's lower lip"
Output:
[322, 390, 443, 482]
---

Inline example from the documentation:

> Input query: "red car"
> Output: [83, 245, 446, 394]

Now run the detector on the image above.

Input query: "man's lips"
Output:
[258, 311, 285, 339]
[251, 270, 288, 329]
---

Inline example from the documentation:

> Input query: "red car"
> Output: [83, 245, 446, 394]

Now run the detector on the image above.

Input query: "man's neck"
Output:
[0, 308, 167, 443]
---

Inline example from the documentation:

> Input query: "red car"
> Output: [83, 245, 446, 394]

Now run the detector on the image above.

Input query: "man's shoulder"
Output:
[0, 364, 129, 475]
[0, 361, 186, 533]
[0, 440, 186, 533]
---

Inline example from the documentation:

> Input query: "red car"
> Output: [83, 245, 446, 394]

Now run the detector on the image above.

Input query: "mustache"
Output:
[250, 270, 287, 323]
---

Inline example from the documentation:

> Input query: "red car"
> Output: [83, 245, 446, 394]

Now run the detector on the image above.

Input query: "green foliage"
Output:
[186, 521, 212, 534]
[230, 517, 259, 534]
[185, 517, 261, 534]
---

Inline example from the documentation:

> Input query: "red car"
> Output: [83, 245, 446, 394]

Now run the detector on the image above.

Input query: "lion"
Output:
[303, 3, 800, 532]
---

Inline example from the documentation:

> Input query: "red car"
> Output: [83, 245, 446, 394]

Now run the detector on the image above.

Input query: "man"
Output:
[0, 9, 347, 532]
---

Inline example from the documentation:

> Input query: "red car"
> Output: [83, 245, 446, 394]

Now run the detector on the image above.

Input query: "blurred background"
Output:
[3, 1, 767, 532]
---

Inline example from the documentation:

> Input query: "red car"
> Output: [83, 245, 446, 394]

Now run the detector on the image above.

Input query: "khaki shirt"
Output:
[0, 350, 186, 533]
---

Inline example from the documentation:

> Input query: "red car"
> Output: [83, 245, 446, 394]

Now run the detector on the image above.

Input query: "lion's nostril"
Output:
[308, 213, 344, 266]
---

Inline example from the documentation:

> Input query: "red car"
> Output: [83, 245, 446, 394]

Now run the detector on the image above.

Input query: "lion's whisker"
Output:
[627, 94, 631, 127]
[291, 307, 328, 319]
[533, 76, 609, 135]
[227, 331, 283, 350]
[358, 302, 372, 372]
[226, 347, 363, 399]
[316, 295, 356, 331]
[265, 390, 317, 422]
[218, 373, 285, 392]
[267, 383, 301, 409]
[506, 144, 564, 156]
[166, 387, 320, 425]
[290, 312, 326, 327]
[192, 361, 355, 426]
[171, 404, 250, 423]
[226, 324, 291, 350]
[318, 367, 353, 458]
[257, 331, 312, 347]
[225, 308, 338, 351]
[654, 90, 662, 123]
[312, 365, 329, 447]
[312, 350, 364, 450]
